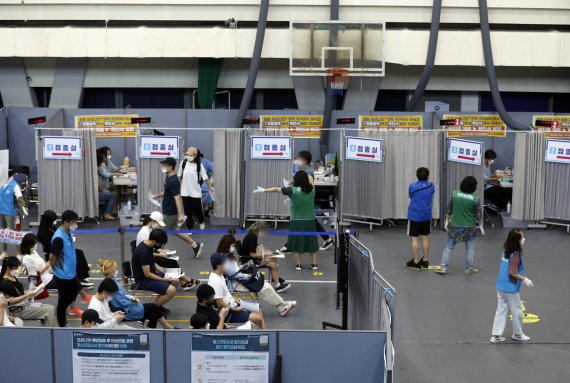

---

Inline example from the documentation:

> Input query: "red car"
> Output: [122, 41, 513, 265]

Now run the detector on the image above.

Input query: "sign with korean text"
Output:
[251, 136, 292, 159]
[545, 139, 570, 164]
[346, 136, 383, 163]
[448, 138, 483, 165]
[0, 229, 30, 245]
[359, 115, 423, 131]
[43, 136, 83, 160]
[191, 333, 270, 383]
[443, 115, 506, 137]
[260, 115, 323, 138]
[72, 332, 150, 383]
[75, 115, 139, 138]
[139, 136, 179, 159]
[533, 115, 570, 138]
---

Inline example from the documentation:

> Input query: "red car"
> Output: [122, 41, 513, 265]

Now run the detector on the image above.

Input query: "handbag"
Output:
[228, 262, 265, 293]
[34, 273, 49, 300]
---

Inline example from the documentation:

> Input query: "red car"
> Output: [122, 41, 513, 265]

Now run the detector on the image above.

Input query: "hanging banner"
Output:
[139, 136, 179, 159]
[75, 115, 139, 138]
[442, 115, 506, 137]
[0, 228, 30, 245]
[251, 136, 292, 159]
[533, 115, 570, 138]
[346, 136, 383, 163]
[448, 138, 483, 166]
[545, 139, 570, 164]
[260, 115, 323, 138]
[359, 115, 423, 131]
[43, 136, 83, 160]
[191, 333, 270, 383]
[72, 332, 150, 383]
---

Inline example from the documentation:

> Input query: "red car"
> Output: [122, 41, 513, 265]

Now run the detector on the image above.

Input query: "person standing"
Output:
[0, 169, 28, 257]
[490, 230, 533, 343]
[49, 210, 81, 327]
[260, 170, 319, 270]
[483, 149, 508, 211]
[96, 150, 117, 221]
[406, 167, 435, 270]
[435, 176, 484, 275]
[151, 157, 204, 258]
[178, 147, 215, 230]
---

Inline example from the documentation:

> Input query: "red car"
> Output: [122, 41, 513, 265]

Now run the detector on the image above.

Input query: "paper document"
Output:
[164, 268, 184, 279]
[167, 255, 179, 261]
[268, 252, 285, 259]
[235, 321, 252, 330]
[165, 250, 177, 255]
[33, 283, 45, 295]
[236, 300, 260, 313]
[283, 178, 289, 187]
[147, 191, 161, 207]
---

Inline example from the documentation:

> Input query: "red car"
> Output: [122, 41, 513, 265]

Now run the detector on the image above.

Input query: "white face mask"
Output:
[70, 224, 78, 232]
[293, 159, 301, 166]
[222, 261, 231, 273]
[187, 155, 196, 162]
[114, 270, 119, 278]
[161, 167, 168, 173]
[488, 159, 495, 165]
[107, 155, 112, 160]
[104, 296, 113, 303]
[53, 220, 57, 227]
[32, 244, 38, 253]
[152, 223, 159, 229]
[229, 246, 236, 254]
[520, 238, 525, 246]
[10, 269, 20, 278]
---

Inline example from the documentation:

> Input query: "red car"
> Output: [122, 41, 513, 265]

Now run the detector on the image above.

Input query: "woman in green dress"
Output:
[262, 170, 319, 270]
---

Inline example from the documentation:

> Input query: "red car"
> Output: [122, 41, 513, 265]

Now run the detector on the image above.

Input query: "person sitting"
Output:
[483, 149, 508, 211]
[88, 278, 133, 329]
[0, 256, 57, 327]
[239, 221, 290, 293]
[190, 312, 211, 330]
[220, 234, 296, 317]
[20, 233, 90, 317]
[99, 259, 174, 329]
[81, 309, 103, 328]
[208, 252, 265, 329]
[0, 285, 21, 327]
[131, 229, 178, 314]
[194, 284, 230, 330]
[135, 212, 200, 291]
[37, 210, 94, 289]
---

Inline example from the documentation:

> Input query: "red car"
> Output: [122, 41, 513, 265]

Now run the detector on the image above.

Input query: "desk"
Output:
[112, 173, 137, 203]
[314, 179, 338, 209]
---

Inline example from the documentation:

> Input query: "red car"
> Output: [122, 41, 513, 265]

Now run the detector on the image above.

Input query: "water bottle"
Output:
[127, 196, 132, 211]
[506, 201, 511, 214]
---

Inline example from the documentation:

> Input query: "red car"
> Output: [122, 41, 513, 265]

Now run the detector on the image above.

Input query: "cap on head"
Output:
[210, 252, 228, 269]
[160, 157, 177, 168]
[149, 211, 165, 227]
[186, 147, 198, 157]
[82, 309, 103, 324]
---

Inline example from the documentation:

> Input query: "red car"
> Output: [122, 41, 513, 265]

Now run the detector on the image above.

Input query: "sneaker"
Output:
[68, 307, 84, 316]
[464, 268, 479, 275]
[310, 264, 319, 270]
[279, 245, 288, 252]
[182, 282, 197, 291]
[193, 243, 204, 259]
[199, 223, 205, 230]
[279, 277, 286, 284]
[275, 283, 291, 293]
[435, 267, 447, 275]
[295, 264, 302, 271]
[279, 301, 297, 317]
[490, 335, 506, 344]
[420, 259, 429, 269]
[80, 294, 92, 304]
[512, 334, 530, 342]
[406, 259, 421, 271]
[319, 238, 334, 251]
[80, 279, 94, 288]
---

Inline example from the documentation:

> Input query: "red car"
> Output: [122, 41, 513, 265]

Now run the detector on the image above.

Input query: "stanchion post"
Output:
[119, 226, 125, 279]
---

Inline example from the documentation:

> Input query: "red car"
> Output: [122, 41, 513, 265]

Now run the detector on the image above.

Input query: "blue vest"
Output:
[0, 178, 18, 216]
[496, 252, 524, 293]
[51, 227, 77, 280]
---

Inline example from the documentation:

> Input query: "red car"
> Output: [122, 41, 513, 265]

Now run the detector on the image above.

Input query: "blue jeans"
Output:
[440, 230, 476, 271]
[99, 191, 116, 215]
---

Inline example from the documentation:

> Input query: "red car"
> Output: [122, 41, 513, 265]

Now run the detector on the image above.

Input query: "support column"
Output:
[343, 77, 381, 111]
[292, 77, 325, 110]
[49, 58, 87, 108]
[0, 58, 37, 107]
[460, 91, 480, 112]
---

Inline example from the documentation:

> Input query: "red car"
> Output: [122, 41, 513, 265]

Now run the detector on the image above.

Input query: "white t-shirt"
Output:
[22, 251, 53, 286]
[208, 272, 235, 306]
[1, 177, 22, 199]
[88, 297, 121, 329]
[2, 308, 14, 327]
[177, 160, 208, 198]
[136, 226, 152, 247]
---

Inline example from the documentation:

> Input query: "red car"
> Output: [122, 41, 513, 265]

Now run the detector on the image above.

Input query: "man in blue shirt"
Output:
[406, 167, 435, 270]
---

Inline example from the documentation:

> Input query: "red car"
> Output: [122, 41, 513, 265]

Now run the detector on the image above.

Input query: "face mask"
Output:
[53, 220, 57, 227]
[69, 224, 78, 232]
[104, 296, 113, 303]
[207, 297, 215, 306]
[152, 223, 159, 229]
[293, 160, 301, 166]
[107, 155, 112, 160]
[10, 269, 20, 278]
[161, 167, 168, 173]
[222, 261, 231, 273]
[229, 246, 236, 254]
[187, 155, 196, 162]
[488, 160, 495, 165]
[32, 245, 38, 253]
[520, 238, 525, 246]
[114, 270, 119, 278]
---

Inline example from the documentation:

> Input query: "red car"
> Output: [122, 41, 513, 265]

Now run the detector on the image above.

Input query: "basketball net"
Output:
[325, 68, 350, 95]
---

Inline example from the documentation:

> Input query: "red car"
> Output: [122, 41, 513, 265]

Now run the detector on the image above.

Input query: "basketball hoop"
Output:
[325, 68, 350, 95]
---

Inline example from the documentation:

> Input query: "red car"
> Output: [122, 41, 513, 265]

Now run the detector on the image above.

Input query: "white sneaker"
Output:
[199, 223, 205, 230]
[490, 336, 506, 344]
[279, 245, 288, 252]
[512, 334, 530, 342]
[279, 301, 297, 317]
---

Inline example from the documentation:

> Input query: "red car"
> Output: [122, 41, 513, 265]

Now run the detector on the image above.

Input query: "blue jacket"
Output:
[496, 252, 524, 293]
[51, 227, 77, 280]
[407, 181, 435, 222]
[110, 277, 144, 321]
[0, 178, 18, 216]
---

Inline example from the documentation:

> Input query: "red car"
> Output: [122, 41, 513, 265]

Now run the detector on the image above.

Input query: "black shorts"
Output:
[408, 220, 431, 237]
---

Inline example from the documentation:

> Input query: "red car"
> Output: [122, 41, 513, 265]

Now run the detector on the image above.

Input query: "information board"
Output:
[443, 115, 506, 137]
[448, 138, 483, 165]
[191, 333, 270, 383]
[251, 136, 292, 159]
[346, 136, 383, 163]
[545, 139, 570, 164]
[139, 136, 179, 159]
[72, 332, 150, 383]
[75, 115, 139, 138]
[359, 115, 423, 131]
[43, 136, 83, 160]
[0, 228, 30, 245]
[533, 115, 570, 138]
[260, 115, 323, 138]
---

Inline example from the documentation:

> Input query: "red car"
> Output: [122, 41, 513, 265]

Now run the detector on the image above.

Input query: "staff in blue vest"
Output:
[49, 210, 81, 327]
[0, 170, 28, 257]
[490, 229, 534, 344]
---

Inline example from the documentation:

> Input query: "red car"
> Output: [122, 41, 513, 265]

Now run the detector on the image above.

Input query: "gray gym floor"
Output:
[24, 214, 570, 382]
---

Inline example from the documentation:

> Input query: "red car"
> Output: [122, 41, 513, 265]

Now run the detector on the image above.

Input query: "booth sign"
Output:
[359, 115, 423, 131]
[76, 115, 140, 138]
[443, 115, 506, 137]
[260, 115, 323, 138]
